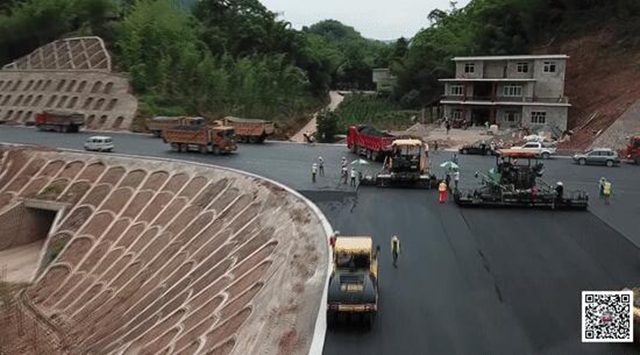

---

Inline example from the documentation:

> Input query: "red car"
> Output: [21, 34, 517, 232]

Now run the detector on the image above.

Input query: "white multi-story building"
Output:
[439, 55, 571, 130]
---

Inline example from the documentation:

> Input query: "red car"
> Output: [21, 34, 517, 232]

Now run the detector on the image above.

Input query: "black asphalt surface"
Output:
[1, 126, 640, 355]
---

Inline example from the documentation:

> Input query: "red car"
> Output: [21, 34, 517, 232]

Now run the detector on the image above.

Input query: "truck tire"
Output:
[249, 136, 259, 144]
[200, 145, 208, 154]
[178, 144, 185, 153]
[213, 146, 220, 155]
[462, 149, 468, 155]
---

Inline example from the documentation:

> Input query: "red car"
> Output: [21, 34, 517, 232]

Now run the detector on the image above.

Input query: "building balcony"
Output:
[440, 95, 570, 106]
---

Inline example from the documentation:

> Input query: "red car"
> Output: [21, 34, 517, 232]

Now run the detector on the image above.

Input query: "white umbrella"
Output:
[350, 159, 370, 167]
[440, 161, 459, 172]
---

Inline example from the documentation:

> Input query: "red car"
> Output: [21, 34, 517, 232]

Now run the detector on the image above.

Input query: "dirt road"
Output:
[290, 91, 344, 143]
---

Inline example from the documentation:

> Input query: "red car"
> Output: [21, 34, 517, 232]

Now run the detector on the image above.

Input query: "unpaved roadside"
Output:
[290, 91, 344, 143]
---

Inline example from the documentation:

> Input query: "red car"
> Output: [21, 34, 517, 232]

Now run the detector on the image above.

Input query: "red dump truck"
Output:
[35, 111, 84, 133]
[618, 136, 640, 165]
[146, 116, 205, 137]
[347, 125, 398, 161]
[221, 116, 275, 143]
[162, 124, 237, 154]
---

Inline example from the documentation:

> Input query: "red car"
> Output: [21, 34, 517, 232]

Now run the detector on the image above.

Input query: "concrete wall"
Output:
[0, 203, 56, 250]
[0, 70, 137, 130]
[483, 61, 507, 79]
[496, 107, 524, 128]
[522, 105, 568, 131]
[455, 61, 484, 79]
[532, 59, 567, 98]
[506, 60, 534, 79]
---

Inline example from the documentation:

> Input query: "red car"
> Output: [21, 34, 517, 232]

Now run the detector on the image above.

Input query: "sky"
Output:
[260, 0, 472, 41]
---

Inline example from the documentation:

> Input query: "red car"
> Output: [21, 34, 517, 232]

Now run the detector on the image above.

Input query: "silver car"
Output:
[573, 148, 620, 167]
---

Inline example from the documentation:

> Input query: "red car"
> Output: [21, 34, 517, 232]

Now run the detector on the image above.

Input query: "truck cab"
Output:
[211, 126, 237, 153]
[327, 236, 379, 328]
[618, 136, 640, 165]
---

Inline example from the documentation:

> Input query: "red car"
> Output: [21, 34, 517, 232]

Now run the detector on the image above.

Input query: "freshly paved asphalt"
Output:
[1, 126, 640, 355]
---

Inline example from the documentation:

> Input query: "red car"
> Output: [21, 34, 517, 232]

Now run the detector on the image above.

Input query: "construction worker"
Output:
[318, 156, 325, 176]
[555, 181, 564, 203]
[311, 163, 318, 183]
[603, 180, 612, 205]
[599, 177, 606, 197]
[452, 153, 459, 164]
[341, 157, 347, 168]
[445, 173, 451, 192]
[391, 235, 401, 268]
[350, 168, 357, 187]
[438, 180, 448, 204]
[453, 170, 460, 190]
[341, 165, 348, 184]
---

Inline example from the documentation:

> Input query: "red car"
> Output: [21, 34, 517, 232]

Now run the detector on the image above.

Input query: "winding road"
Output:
[1, 125, 640, 355]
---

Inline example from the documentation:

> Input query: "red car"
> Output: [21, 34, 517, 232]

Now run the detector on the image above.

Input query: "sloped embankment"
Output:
[0, 146, 329, 355]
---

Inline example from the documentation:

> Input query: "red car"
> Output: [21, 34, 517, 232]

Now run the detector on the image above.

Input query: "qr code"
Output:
[582, 291, 633, 343]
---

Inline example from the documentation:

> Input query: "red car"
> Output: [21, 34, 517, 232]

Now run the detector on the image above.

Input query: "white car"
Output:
[513, 142, 556, 159]
[84, 136, 114, 152]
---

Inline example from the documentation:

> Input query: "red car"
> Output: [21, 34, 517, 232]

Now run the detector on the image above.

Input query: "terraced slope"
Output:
[0, 146, 329, 355]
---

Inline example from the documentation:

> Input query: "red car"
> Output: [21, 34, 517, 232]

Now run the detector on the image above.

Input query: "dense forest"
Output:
[0, 0, 389, 126]
[1, 0, 640, 124]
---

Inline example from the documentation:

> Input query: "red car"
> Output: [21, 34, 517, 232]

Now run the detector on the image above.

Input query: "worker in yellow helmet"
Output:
[603, 180, 612, 205]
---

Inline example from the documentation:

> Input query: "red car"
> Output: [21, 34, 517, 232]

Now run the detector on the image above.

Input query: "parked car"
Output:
[573, 148, 620, 167]
[84, 136, 114, 152]
[512, 142, 556, 159]
[459, 142, 496, 155]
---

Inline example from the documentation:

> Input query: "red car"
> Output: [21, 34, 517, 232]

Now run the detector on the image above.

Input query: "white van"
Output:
[84, 136, 114, 152]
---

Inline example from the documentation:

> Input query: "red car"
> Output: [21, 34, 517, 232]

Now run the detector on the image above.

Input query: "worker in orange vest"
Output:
[438, 180, 448, 204]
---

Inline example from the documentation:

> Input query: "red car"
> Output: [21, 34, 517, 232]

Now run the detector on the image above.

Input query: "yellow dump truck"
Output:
[221, 116, 275, 143]
[146, 116, 204, 137]
[162, 125, 237, 154]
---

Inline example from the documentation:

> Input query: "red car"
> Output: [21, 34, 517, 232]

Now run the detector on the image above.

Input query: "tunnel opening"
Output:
[0, 200, 64, 284]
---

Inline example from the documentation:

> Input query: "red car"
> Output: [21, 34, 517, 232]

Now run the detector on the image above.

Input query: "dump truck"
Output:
[162, 125, 237, 154]
[454, 149, 589, 209]
[617, 136, 640, 165]
[221, 116, 275, 143]
[327, 236, 379, 328]
[35, 111, 84, 133]
[347, 125, 397, 161]
[361, 138, 437, 188]
[146, 116, 205, 137]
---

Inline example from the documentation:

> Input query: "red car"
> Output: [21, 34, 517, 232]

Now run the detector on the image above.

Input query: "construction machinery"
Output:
[146, 116, 205, 137]
[162, 124, 237, 154]
[221, 116, 275, 143]
[361, 138, 438, 188]
[327, 236, 379, 328]
[347, 125, 397, 161]
[454, 149, 588, 209]
[35, 111, 84, 132]
[617, 136, 640, 165]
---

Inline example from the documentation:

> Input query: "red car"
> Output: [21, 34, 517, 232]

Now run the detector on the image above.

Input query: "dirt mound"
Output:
[537, 31, 640, 149]
[0, 146, 329, 355]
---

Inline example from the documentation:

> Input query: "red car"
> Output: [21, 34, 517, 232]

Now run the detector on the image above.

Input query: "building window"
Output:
[451, 109, 463, 120]
[531, 111, 546, 124]
[449, 85, 464, 96]
[464, 63, 475, 74]
[505, 111, 521, 122]
[516, 62, 529, 73]
[503, 85, 523, 97]
[543, 61, 557, 73]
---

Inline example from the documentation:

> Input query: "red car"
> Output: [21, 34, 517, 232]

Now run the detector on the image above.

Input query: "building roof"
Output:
[335, 237, 372, 254]
[452, 55, 569, 62]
